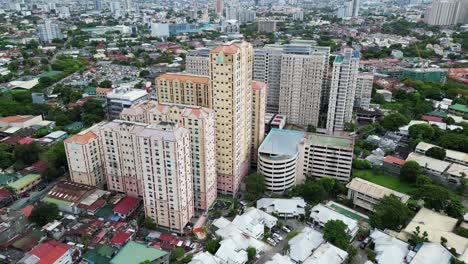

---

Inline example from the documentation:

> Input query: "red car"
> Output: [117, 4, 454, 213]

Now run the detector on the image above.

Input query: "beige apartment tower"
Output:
[210, 41, 253, 195]
[251, 81, 267, 168]
[99, 120, 194, 233]
[121, 101, 217, 211]
[64, 124, 105, 188]
[156, 73, 212, 108]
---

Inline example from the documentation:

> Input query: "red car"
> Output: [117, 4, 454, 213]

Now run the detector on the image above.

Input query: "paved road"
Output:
[352, 240, 369, 264]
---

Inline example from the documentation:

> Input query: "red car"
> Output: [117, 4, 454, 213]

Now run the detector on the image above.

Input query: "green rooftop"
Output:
[0, 173, 17, 185]
[335, 55, 343, 63]
[426, 110, 447, 118]
[110, 241, 168, 264]
[308, 134, 353, 149]
[38, 70, 62, 78]
[83, 245, 117, 264]
[450, 104, 468, 114]
[95, 204, 114, 218]
[43, 197, 74, 207]
[8, 174, 41, 191]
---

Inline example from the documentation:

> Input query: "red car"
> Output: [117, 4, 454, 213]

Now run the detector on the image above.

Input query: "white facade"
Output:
[425, 0, 468, 26]
[326, 48, 360, 133]
[186, 49, 210, 76]
[151, 23, 170, 38]
[37, 20, 63, 43]
[354, 73, 374, 109]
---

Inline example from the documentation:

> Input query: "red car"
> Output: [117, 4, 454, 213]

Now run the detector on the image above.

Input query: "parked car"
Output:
[273, 233, 283, 241]
[360, 237, 371, 249]
[282, 226, 291, 233]
[267, 237, 277, 246]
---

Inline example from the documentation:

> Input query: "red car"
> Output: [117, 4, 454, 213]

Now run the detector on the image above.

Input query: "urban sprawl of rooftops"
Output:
[0, 0, 467, 263]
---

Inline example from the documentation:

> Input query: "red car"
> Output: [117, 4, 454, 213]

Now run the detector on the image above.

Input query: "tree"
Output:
[171, 247, 185, 261]
[445, 197, 464, 218]
[415, 175, 432, 186]
[99, 80, 113, 88]
[13, 142, 43, 168]
[443, 116, 455, 125]
[400, 161, 421, 183]
[137, 215, 157, 229]
[412, 184, 451, 212]
[380, 113, 409, 131]
[244, 172, 266, 197]
[345, 246, 358, 264]
[323, 220, 349, 250]
[307, 124, 317, 133]
[408, 226, 429, 246]
[205, 238, 221, 254]
[409, 124, 435, 140]
[425, 147, 446, 160]
[247, 247, 256, 262]
[29, 202, 60, 226]
[139, 70, 150, 77]
[344, 122, 357, 132]
[370, 195, 412, 230]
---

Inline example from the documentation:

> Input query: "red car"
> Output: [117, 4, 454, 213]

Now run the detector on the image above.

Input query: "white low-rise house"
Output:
[347, 178, 410, 212]
[265, 253, 294, 264]
[215, 238, 249, 264]
[398, 120, 427, 137]
[406, 152, 451, 178]
[415, 142, 468, 166]
[303, 243, 348, 264]
[189, 252, 219, 264]
[410, 243, 452, 264]
[231, 207, 277, 239]
[257, 197, 306, 217]
[288, 227, 324, 263]
[310, 204, 359, 238]
[370, 229, 409, 264]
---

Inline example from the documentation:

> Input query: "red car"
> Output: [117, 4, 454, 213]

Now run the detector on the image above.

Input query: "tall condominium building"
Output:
[64, 124, 105, 188]
[106, 87, 148, 120]
[215, 0, 224, 16]
[94, 0, 102, 10]
[337, 0, 360, 18]
[326, 49, 360, 133]
[257, 20, 278, 33]
[210, 41, 253, 195]
[253, 42, 330, 117]
[120, 101, 217, 211]
[424, 0, 468, 26]
[354, 73, 374, 110]
[186, 49, 210, 76]
[156, 73, 212, 108]
[253, 46, 283, 113]
[258, 129, 354, 193]
[123, 0, 132, 12]
[37, 20, 63, 43]
[99, 120, 194, 233]
[110, 1, 121, 17]
[251, 81, 267, 168]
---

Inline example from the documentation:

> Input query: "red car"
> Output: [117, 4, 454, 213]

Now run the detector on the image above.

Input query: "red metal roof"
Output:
[110, 231, 132, 246]
[21, 205, 34, 217]
[30, 241, 70, 264]
[158, 233, 175, 242]
[0, 188, 11, 200]
[421, 115, 443, 123]
[113, 196, 140, 216]
[18, 137, 35, 145]
[383, 156, 406, 165]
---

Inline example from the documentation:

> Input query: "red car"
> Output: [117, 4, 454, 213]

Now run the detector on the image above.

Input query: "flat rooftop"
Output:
[307, 134, 353, 149]
[258, 129, 305, 156]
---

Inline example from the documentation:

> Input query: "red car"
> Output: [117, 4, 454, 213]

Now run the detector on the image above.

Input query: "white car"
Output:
[273, 233, 283, 241]
[267, 237, 277, 246]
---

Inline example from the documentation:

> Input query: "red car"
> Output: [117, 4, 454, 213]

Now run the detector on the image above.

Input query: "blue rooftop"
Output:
[259, 129, 305, 156]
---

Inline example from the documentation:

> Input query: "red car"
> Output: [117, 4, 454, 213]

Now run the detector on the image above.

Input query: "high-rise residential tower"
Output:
[120, 102, 217, 211]
[99, 120, 194, 233]
[215, 0, 224, 16]
[354, 73, 374, 110]
[424, 0, 468, 26]
[186, 49, 210, 76]
[326, 48, 360, 133]
[37, 20, 63, 43]
[156, 73, 212, 108]
[209, 41, 253, 195]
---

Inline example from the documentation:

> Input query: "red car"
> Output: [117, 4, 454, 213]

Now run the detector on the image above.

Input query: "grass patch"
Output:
[285, 229, 300, 240]
[380, 101, 404, 110]
[352, 169, 416, 194]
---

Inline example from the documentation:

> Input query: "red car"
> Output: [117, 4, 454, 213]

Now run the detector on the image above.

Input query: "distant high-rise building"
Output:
[58, 6, 70, 18]
[257, 19, 278, 33]
[326, 48, 360, 133]
[238, 9, 256, 24]
[337, 0, 360, 18]
[354, 73, 374, 110]
[424, 0, 468, 26]
[209, 41, 253, 195]
[120, 102, 217, 211]
[36, 20, 63, 43]
[186, 49, 210, 76]
[225, 6, 238, 20]
[150, 23, 170, 38]
[123, 0, 132, 12]
[94, 0, 102, 10]
[110, 1, 121, 17]
[253, 42, 330, 126]
[215, 0, 224, 16]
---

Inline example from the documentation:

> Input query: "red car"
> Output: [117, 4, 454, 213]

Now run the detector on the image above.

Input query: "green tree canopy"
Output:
[409, 124, 435, 140]
[380, 113, 409, 131]
[247, 247, 256, 262]
[425, 147, 446, 160]
[370, 195, 412, 230]
[323, 220, 350, 250]
[99, 80, 113, 88]
[245, 172, 266, 196]
[400, 160, 421, 183]
[29, 202, 60, 226]
[205, 238, 221, 254]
